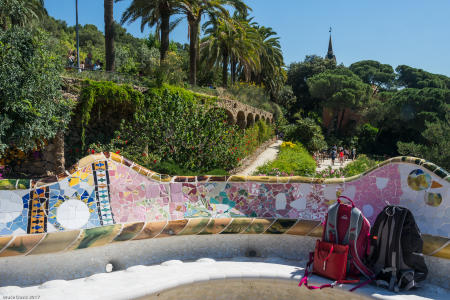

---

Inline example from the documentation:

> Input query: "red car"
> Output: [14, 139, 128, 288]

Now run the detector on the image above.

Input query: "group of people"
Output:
[315, 146, 356, 166]
[67, 50, 102, 71]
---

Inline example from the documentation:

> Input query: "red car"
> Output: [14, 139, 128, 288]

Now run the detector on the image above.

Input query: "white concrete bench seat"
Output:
[0, 258, 447, 300]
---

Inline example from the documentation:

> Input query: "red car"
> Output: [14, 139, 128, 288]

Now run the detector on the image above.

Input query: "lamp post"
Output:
[75, 0, 80, 72]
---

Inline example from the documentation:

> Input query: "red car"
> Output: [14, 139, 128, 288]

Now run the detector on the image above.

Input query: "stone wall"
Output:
[11, 131, 65, 178]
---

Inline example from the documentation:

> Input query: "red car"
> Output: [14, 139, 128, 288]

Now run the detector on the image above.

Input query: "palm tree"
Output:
[105, 0, 115, 71]
[177, 0, 248, 86]
[251, 25, 285, 100]
[0, 0, 46, 30]
[201, 16, 260, 87]
[117, 0, 180, 63]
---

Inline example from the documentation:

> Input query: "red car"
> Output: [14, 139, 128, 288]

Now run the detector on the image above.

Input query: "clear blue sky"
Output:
[44, 0, 450, 76]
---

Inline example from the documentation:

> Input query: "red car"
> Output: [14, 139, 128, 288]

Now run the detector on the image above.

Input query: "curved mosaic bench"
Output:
[0, 153, 448, 261]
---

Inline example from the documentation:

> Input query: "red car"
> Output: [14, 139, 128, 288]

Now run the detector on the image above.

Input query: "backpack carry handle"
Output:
[337, 195, 355, 208]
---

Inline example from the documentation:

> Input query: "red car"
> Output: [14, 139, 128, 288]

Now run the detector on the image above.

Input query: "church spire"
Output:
[326, 27, 336, 63]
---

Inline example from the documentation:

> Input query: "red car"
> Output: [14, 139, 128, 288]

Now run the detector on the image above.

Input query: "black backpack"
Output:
[367, 206, 428, 291]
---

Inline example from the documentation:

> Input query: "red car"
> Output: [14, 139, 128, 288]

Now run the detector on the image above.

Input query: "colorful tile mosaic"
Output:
[0, 153, 448, 259]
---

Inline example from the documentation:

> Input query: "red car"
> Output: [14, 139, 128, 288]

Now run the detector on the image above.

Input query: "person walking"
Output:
[351, 148, 356, 160]
[339, 150, 344, 165]
[331, 148, 337, 166]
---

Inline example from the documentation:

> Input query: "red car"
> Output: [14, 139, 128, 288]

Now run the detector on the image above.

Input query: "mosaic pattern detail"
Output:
[0, 153, 448, 259]
[408, 169, 432, 191]
[27, 187, 49, 234]
[92, 161, 114, 225]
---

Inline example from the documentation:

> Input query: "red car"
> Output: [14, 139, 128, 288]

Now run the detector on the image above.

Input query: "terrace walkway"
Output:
[239, 140, 282, 175]
[316, 157, 353, 172]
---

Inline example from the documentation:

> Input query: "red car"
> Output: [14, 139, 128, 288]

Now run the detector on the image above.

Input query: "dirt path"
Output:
[238, 140, 283, 175]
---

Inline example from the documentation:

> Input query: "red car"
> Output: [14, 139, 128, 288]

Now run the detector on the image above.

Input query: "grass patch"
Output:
[253, 142, 316, 176]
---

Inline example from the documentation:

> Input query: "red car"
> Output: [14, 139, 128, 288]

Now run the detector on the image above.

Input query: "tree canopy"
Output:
[0, 28, 72, 153]
[396, 65, 450, 89]
[349, 60, 395, 90]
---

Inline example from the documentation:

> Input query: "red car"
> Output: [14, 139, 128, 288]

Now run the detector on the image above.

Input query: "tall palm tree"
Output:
[177, 0, 248, 86]
[0, 0, 46, 30]
[201, 16, 259, 87]
[117, 0, 180, 63]
[104, 0, 115, 71]
[251, 26, 285, 100]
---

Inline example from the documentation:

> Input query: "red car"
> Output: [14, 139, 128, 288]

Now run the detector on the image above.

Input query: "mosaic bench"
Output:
[0, 153, 448, 292]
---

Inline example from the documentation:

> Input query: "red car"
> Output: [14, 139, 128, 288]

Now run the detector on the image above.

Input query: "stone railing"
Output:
[0, 153, 448, 261]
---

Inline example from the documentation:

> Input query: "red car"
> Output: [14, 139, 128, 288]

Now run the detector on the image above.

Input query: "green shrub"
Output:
[238, 121, 274, 159]
[397, 118, 449, 170]
[79, 80, 144, 149]
[254, 142, 316, 176]
[151, 84, 217, 105]
[71, 82, 274, 175]
[314, 155, 379, 179]
[358, 123, 378, 153]
[255, 120, 274, 144]
[153, 160, 227, 176]
[106, 88, 243, 172]
[282, 118, 327, 152]
[0, 27, 72, 154]
[342, 154, 379, 177]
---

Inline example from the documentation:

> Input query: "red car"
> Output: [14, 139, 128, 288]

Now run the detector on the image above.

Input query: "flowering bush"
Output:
[315, 166, 345, 178]
[281, 141, 296, 149]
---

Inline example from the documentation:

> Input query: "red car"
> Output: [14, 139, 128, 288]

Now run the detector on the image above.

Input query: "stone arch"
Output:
[261, 116, 266, 123]
[247, 113, 254, 128]
[223, 109, 235, 125]
[255, 115, 260, 123]
[208, 108, 235, 125]
[237, 111, 246, 129]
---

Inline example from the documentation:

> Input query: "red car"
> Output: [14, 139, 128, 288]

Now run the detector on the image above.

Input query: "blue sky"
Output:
[44, 0, 450, 76]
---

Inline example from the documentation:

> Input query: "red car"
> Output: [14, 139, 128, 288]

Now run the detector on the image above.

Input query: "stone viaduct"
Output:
[215, 98, 273, 129]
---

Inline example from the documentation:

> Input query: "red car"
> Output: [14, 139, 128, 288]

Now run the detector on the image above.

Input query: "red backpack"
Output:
[299, 196, 375, 291]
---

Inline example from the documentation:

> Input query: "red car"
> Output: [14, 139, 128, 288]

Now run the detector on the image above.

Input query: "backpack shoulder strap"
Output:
[368, 206, 388, 266]
[325, 202, 340, 243]
[348, 207, 375, 279]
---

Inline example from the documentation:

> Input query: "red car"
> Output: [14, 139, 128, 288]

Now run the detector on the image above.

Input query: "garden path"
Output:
[239, 140, 283, 175]
[316, 157, 353, 172]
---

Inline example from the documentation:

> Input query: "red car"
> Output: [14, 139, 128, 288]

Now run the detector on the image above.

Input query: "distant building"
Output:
[325, 29, 336, 63]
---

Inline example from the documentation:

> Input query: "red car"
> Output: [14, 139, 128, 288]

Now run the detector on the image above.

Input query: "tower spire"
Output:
[326, 27, 336, 63]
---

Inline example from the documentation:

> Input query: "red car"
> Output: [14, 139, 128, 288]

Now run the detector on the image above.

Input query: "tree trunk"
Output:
[159, 3, 170, 63]
[231, 54, 237, 85]
[104, 0, 115, 71]
[188, 17, 200, 86]
[338, 108, 346, 133]
[222, 49, 229, 88]
[333, 110, 339, 133]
